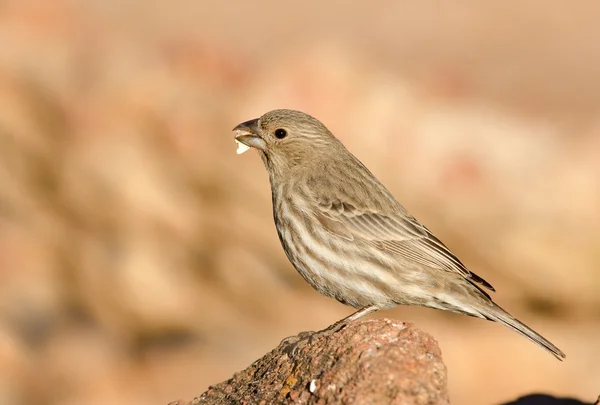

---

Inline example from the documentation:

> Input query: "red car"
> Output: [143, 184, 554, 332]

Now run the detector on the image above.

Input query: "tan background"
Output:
[0, 1, 599, 404]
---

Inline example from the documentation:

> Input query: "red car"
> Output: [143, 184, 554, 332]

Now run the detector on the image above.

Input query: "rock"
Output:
[172, 319, 449, 405]
[501, 393, 598, 405]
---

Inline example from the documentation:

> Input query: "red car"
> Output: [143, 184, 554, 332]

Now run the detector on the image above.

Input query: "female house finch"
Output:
[233, 109, 565, 360]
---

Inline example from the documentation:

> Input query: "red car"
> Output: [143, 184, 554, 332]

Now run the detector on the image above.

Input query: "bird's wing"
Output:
[313, 199, 495, 292]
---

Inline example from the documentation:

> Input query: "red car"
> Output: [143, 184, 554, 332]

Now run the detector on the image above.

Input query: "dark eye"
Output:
[274, 128, 287, 139]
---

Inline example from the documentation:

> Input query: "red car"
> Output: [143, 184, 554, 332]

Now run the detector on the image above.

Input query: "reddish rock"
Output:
[175, 320, 449, 405]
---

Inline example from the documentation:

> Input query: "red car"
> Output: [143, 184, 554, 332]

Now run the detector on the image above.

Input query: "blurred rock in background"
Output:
[0, 1, 598, 405]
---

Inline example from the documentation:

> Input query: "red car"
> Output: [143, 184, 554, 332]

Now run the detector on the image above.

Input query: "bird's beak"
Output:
[233, 118, 266, 153]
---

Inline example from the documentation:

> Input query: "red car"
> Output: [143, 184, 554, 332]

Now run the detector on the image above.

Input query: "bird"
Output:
[232, 109, 565, 360]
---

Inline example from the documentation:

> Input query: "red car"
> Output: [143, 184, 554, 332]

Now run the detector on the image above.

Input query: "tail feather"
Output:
[482, 304, 566, 361]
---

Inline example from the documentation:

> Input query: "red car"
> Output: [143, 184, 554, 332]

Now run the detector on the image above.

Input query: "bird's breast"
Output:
[271, 192, 398, 308]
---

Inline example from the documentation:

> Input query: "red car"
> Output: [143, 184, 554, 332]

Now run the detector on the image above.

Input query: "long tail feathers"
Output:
[482, 304, 566, 361]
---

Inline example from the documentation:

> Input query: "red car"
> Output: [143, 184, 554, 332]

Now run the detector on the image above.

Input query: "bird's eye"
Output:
[274, 128, 287, 139]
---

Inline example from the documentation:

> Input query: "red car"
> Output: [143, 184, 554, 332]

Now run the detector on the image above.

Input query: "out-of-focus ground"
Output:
[0, 1, 599, 404]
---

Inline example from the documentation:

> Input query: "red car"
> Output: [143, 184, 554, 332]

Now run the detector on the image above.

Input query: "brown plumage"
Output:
[233, 109, 565, 360]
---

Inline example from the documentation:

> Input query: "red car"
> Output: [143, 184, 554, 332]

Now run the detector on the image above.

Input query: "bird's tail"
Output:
[480, 303, 566, 360]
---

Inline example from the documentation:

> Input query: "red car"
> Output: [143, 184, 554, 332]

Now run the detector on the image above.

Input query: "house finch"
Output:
[233, 109, 565, 360]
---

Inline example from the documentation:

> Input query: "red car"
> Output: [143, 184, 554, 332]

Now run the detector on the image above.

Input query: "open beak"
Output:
[233, 118, 266, 153]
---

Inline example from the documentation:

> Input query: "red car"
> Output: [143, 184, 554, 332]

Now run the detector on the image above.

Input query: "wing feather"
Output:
[314, 199, 495, 292]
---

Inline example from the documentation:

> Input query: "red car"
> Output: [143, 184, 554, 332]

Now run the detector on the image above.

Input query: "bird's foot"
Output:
[280, 321, 350, 358]
[280, 331, 313, 357]
[279, 306, 380, 357]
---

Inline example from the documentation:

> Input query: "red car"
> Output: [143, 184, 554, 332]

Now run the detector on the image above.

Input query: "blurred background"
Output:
[0, 1, 599, 404]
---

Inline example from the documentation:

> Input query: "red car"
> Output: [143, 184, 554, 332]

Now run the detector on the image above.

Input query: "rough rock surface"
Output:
[170, 319, 449, 405]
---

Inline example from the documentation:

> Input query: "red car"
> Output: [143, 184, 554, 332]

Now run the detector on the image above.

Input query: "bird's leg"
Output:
[321, 305, 381, 333]
[303, 305, 381, 347]
[280, 305, 381, 357]
[344, 305, 382, 322]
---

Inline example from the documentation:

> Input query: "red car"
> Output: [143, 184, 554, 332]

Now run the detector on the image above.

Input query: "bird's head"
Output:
[233, 109, 340, 175]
